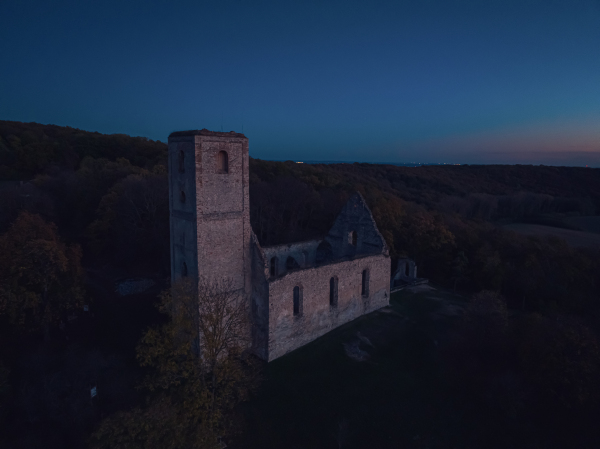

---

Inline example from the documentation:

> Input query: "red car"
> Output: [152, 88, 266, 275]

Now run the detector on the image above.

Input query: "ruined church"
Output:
[168, 129, 390, 361]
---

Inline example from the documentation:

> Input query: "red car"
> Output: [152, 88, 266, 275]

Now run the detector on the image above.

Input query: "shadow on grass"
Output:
[234, 288, 469, 449]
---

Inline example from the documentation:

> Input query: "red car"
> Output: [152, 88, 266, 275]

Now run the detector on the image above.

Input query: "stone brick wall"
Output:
[168, 139, 198, 282]
[266, 253, 390, 361]
[263, 239, 321, 276]
[194, 134, 251, 294]
[250, 233, 269, 360]
[325, 193, 389, 260]
[168, 130, 252, 298]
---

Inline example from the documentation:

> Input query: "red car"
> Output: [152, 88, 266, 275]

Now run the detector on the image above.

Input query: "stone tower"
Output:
[168, 129, 251, 299]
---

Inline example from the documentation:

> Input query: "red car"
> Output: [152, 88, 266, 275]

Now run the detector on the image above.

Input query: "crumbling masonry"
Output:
[168, 130, 390, 361]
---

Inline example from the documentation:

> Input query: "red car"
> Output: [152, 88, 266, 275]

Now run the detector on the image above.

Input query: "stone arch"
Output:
[217, 150, 229, 174]
[293, 285, 303, 316]
[286, 256, 300, 271]
[316, 240, 333, 264]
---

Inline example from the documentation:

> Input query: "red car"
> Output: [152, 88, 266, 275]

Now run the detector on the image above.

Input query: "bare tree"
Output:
[92, 277, 259, 449]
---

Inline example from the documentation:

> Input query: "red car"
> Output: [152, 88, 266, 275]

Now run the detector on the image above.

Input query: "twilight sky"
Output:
[1, 0, 599, 165]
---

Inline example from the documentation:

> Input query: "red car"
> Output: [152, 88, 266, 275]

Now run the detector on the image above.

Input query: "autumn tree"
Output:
[451, 250, 469, 293]
[0, 361, 8, 421]
[90, 277, 260, 449]
[87, 167, 169, 272]
[517, 314, 600, 409]
[0, 211, 84, 336]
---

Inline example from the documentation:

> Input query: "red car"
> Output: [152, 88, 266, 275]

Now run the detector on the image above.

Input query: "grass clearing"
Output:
[563, 215, 600, 234]
[234, 287, 536, 449]
[502, 223, 600, 249]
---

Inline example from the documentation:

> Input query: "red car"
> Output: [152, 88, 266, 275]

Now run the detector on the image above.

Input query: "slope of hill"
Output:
[0, 120, 167, 179]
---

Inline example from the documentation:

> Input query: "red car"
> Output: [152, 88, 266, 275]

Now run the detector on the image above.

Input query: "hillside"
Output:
[0, 120, 167, 179]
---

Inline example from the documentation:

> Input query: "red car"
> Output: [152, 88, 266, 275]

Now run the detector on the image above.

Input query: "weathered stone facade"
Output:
[168, 129, 391, 362]
[168, 130, 251, 297]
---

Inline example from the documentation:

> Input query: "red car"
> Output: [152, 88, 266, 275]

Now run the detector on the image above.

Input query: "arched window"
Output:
[178, 150, 185, 173]
[361, 269, 369, 297]
[182, 261, 188, 277]
[349, 230, 357, 246]
[270, 257, 278, 277]
[180, 189, 186, 203]
[293, 286, 302, 316]
[405, 262, 410, 277]
[330, 276, 338, 307]
[286, 256, 300, 271]
[217, 151, 229, 173]
[316, 240, 333, 264]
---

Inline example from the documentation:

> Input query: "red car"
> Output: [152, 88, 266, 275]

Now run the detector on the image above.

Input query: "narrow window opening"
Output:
[405, 263, 410, 277]
[349, 230, 357, 246]
[180, 190, 186, 203]
[361, 269, 369, 297]
[330, 277, 338, 307]
[217, 151, 229, 173]
[293, 286, 302, 316]
[270, 257, 278, 277]
[182, 261, 188, 277]
[178, 150, 185, 173]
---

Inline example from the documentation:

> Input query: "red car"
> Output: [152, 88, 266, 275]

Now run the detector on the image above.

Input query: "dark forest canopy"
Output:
[2, 120, 599, 207]
[0, 120, 167, 179]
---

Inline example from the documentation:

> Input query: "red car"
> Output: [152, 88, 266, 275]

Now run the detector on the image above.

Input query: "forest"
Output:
[1, 120, 599, 448]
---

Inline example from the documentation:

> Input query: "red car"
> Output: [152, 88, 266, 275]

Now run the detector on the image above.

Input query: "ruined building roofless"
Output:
[168, 129, 390, 361]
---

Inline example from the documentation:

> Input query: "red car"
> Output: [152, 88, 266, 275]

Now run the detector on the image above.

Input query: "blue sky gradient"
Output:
[1, 0, 599, 164]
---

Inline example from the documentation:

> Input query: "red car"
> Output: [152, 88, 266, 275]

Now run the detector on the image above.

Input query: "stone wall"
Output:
[266, 253, 390, 361]
[393, 258, 417, 282]
[194, 134, 251, 294]
[168, 139, 199, 282]
[250, 233, 269, 360]
[263, 239, 321, 277]
[324, 192, 389, 260]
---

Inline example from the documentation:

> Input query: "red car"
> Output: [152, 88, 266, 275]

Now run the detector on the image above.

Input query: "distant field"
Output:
[503, 223, 600, 249]
[563, 216, 600, 234]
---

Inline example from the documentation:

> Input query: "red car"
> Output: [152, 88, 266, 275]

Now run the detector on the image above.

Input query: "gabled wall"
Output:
[324, 192, 389, 260]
